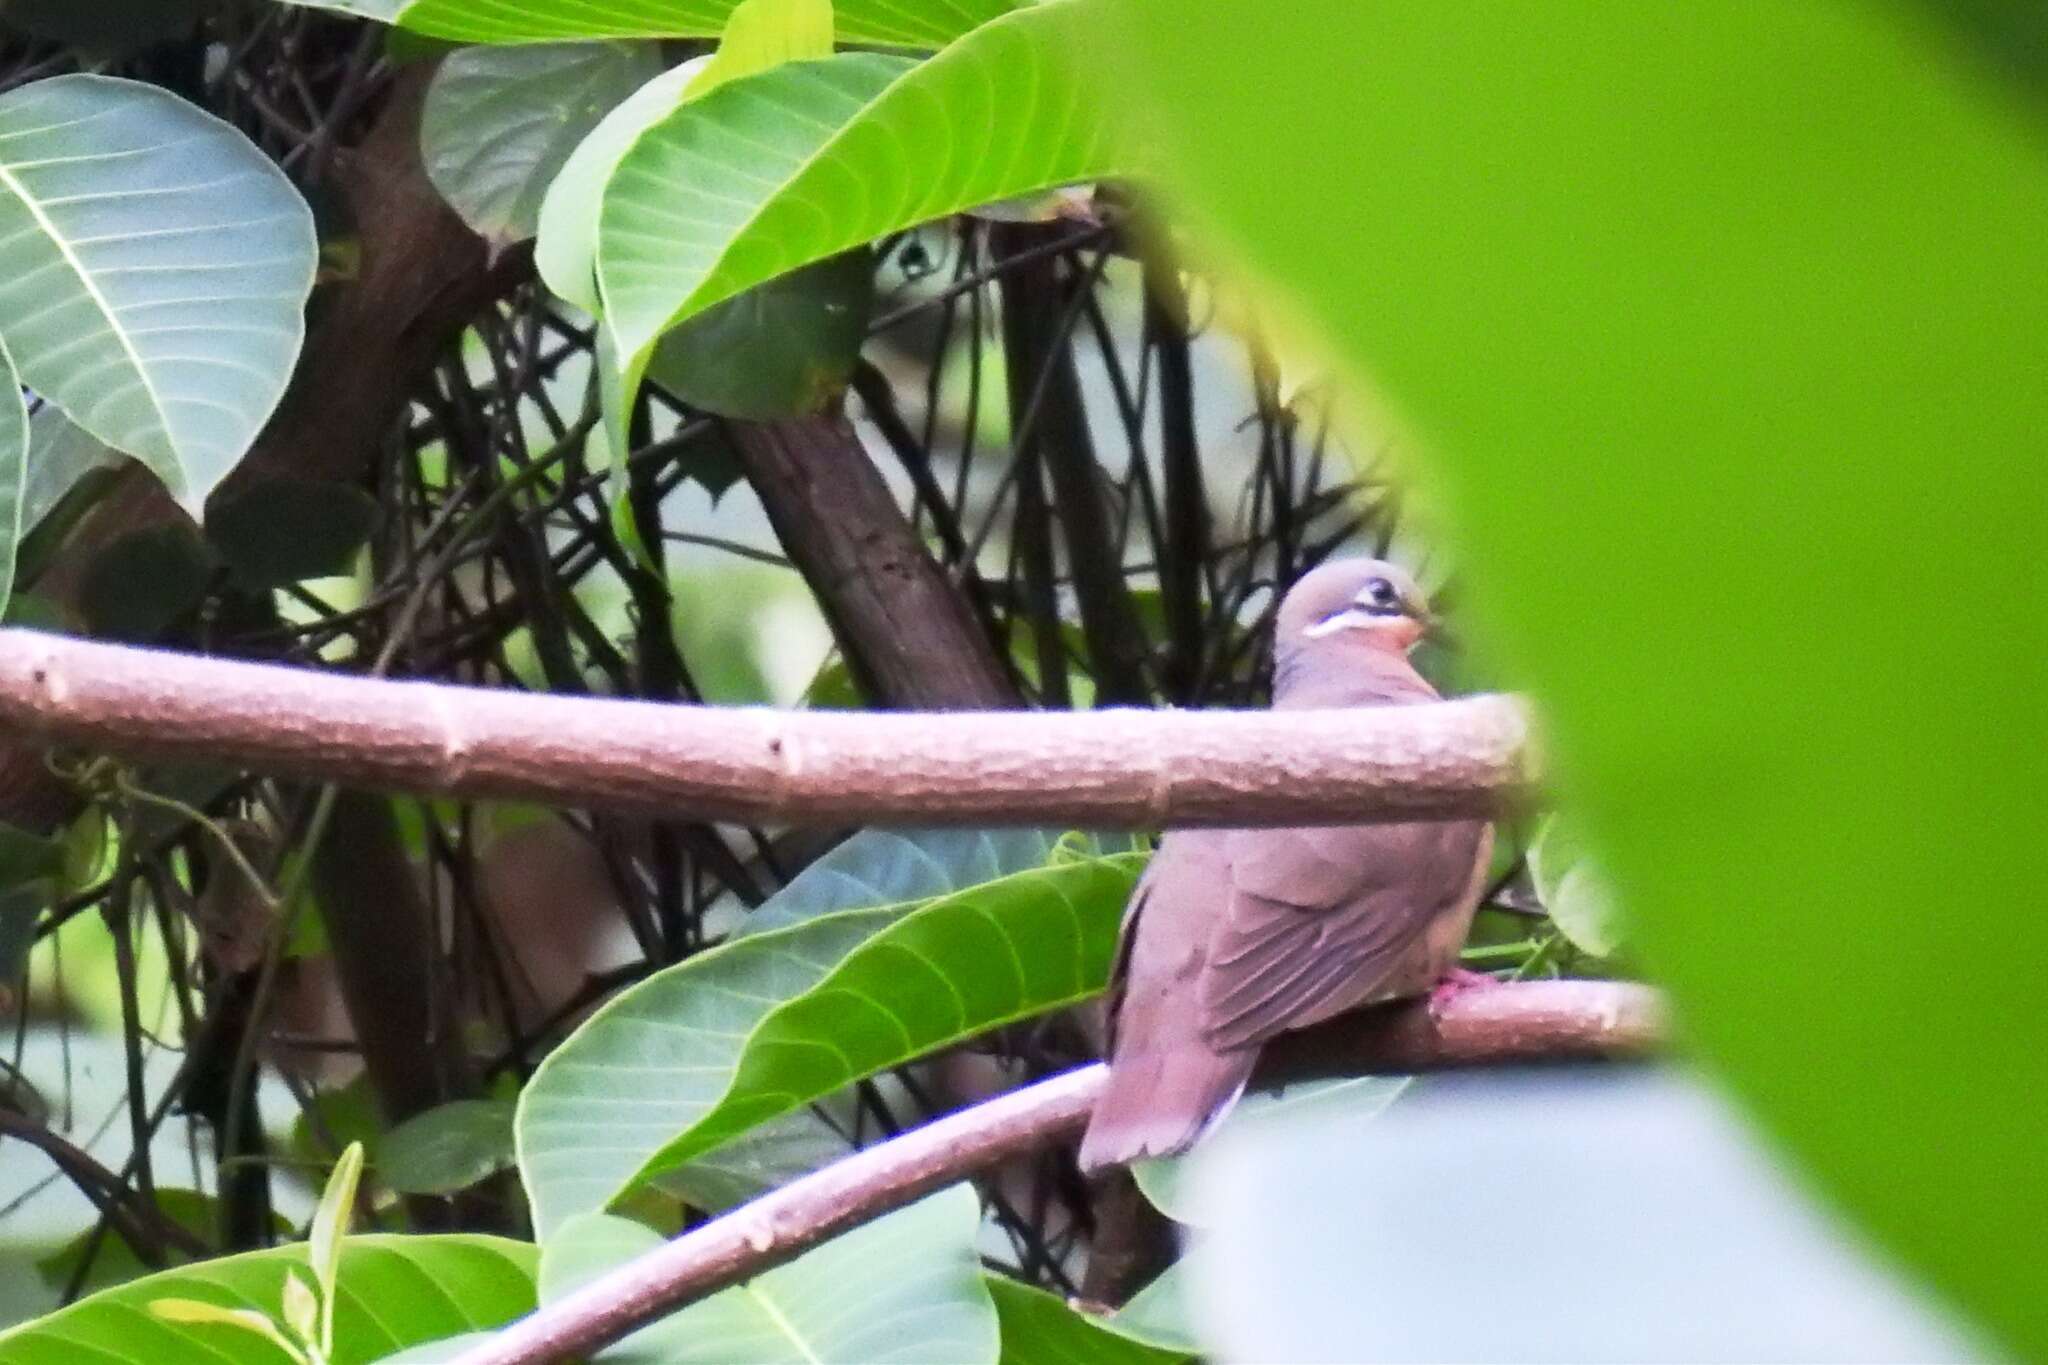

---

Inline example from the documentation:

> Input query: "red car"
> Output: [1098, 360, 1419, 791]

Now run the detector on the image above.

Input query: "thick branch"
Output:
[725, 409, 1017, 710]
[451, 981, 1662, 1365]
[0, 631, 1534, 827]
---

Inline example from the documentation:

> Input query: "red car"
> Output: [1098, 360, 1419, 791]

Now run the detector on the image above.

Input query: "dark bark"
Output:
[1143, 257, 1212, 702]
[726, 409, 1017, 710]
[994, 223, 1154, 705]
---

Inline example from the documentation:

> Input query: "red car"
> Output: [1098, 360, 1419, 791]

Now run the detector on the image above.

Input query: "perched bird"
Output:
[1077, 558, 1493, 1172]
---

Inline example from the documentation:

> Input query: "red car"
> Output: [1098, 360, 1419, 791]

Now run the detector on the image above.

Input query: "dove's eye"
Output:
[1361, 577, 1401, 611]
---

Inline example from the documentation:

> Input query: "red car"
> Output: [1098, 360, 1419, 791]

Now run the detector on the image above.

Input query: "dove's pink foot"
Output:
[1429, 967, 1501, 1009]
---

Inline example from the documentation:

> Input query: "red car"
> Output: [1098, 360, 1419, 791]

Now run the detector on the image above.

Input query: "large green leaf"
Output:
[597, 0, 1125, 362]
[526, 1187, 995, 1363]
[421, 42, 665, 247]
[988, 1277, 1191, 1365]
[0, 75, 315, 515]
[0, 1235, 537, 1364]
[1106, 0, 2048, 1354]
[283, 0, 1011, 48]
[516, 830, 1141, 1237]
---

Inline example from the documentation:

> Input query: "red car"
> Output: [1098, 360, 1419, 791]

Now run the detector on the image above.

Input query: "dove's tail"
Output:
[1077, 1039, 1256, 1174]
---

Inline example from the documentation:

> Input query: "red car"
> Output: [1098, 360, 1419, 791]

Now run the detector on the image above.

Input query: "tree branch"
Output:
[0, 630, 1533, 827]
[450, 980, 1663, 1365]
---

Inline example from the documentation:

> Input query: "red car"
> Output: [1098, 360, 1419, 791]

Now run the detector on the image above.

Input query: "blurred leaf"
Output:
[0, 0, 211, 57]
[597, 3, 1128, 362]
[1530, 812, 1624, 959]
[422, 42, 664, 247]
[517, 829, 1138, 1236]
[645, 249, 874, 419]
[0, 1235, 537, 1364]
[988, 1276, 1191, 1365]
[281, 1268, 320, 1353]
[375, 1099, 517, 1197]
[536, 1186, 996, 1363]
[1107, 2, 2048, 1352]
[289, 1074, 384, 1177]
[295, 0, 1011, 47]
[1112, 1263, 1198, 1357]
[77, 520, 217, 641]
[0, 75, 315, 514]
[1132, 1074, 1410, 1227]
[36, 1189, 291, 1297]
[208, 478, 381, 589]
[1184, 1071, 1982, 1362]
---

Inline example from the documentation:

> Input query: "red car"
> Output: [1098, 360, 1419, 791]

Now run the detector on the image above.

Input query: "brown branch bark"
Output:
[449, 981, 1663, 1365]
[724, 409, 1017, 710]
[0, 630, 1534, 827]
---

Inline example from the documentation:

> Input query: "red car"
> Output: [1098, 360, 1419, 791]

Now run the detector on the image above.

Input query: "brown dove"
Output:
[1077, 558, 1493, 1172]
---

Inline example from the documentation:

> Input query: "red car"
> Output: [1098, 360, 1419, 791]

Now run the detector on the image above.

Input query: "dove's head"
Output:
[1275, 558, 1434, 670]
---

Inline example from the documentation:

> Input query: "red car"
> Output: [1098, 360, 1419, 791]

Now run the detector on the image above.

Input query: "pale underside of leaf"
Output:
[538, 1187, 996, 1364]
[514, 829, 1099, 1237]
[0, 337, 29, 614]
[422, 42, 666, 245]
[0, 75, 315, 513]
[597, 0, 1128, 363]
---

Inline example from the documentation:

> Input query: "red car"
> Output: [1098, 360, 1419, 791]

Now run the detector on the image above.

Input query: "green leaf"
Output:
[0, 1235, 538, 1365]
[281, 1269, 321, 1355]
[645, 250, 874, 419]
[535, 0, 832, 314]
[1111, 1264, 1198, 1357]
[208, 477, 381, 589]
[536, 1186, 997, 1363]
[1529, 813, 1624, 959]
[1106, 2, 2048, 1354]
[374, 1099, 518, 1197]
[310, 1142, 365, 1352]
[77, 519, 218, 641]
[689, 0, 834, 98]
[597, 1, 1126, 363]
[36, 1189, 293, 1298]
[537, 58, 706, 314]
[0, 75, 315, 515]
[988, 1276, 1192, 1365]
[293, 0, 1013, 48]
[422, 42, 665, 247]
[22, 401, 124, 543]
[147, 1298, 312, 1364]
[516, 829, 1139, 1236]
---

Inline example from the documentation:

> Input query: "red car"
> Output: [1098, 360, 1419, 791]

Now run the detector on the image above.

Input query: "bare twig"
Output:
[451, 980, 1663, 1365]
[0, 631, 1534, 828]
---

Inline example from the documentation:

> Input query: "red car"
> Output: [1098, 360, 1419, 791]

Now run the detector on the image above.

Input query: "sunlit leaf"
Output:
[0, 1235, 538, 1364]
[597, 1, 1127, 363]
[0, 76, 315, 514]
[282, 0, 1011, 48]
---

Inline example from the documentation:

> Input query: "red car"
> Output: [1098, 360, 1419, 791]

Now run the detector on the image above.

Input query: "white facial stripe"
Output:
[1304, 609, 1379, 638]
